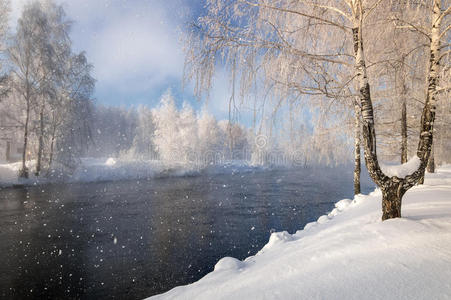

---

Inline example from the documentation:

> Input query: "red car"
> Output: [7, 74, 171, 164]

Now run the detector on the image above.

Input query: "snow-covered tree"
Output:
[185, 0, 450, 220]
[152, 91, 181, 163]
[8, 1, 54, 177]
[6, 1, 95, 176]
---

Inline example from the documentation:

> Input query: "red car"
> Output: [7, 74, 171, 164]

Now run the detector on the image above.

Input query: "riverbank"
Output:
[0, 158, 261, 188]
[0, 157, 358, 188]
[150, 166, 451, 299]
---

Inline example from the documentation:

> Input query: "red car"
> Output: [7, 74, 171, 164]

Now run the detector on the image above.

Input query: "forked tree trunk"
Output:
[354, 99, 361, 195]
[351, 0, 441, 220]
[381, 180, 406, 220]
[353, 20, 401, 219]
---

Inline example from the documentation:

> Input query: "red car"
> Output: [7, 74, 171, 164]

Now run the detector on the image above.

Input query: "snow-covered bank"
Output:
[0, 158, 260, 187]
[150, 166, 451, 300]
[0, 160, 39, 187]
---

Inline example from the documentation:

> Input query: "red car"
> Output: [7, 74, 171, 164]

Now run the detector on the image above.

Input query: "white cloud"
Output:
[88, 13, 183, 83]
[10, 0, 189, 98]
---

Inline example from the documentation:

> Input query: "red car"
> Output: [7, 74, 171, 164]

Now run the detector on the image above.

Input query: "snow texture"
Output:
[150, 165, 451, 300]
[380, 155, 421, 178]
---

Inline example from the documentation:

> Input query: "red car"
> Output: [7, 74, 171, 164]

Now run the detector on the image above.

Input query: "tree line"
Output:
[85, 91, 343, 168]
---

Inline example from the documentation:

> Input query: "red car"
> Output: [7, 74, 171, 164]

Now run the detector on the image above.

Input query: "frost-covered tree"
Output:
[151, 92, 251, 166]
[33, 0, 73, 176]
[185, 0, 450, 220]
[8, 1, 54, 177]
[185, 0, 368, 194]
[6, 1, 95, 176]
[152, 91, 181, 163]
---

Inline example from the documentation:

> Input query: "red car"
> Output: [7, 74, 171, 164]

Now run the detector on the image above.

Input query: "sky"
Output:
[10, 0, 238, 120]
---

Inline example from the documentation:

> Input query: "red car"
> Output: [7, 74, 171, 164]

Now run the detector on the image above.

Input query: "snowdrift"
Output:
[150, 166, 451, 300]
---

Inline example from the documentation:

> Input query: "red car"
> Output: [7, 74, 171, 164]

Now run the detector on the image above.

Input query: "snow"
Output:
[105, 157, 117, 166]
[380, 155, 421, 178]
[0, 162, 22, 186]
[0, 157, 257, 187]
[149, 165, 451, 300]
[0, 160, 41, 187]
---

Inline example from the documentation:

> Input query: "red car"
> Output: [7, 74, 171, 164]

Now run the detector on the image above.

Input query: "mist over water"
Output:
[0, 167, 374, 299]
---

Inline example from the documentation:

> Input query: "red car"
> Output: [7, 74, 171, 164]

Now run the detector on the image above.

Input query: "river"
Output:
[0, 167, 373, 299]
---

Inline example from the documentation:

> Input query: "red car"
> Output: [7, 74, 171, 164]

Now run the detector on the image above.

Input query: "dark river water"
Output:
[0, 167, 373, 299]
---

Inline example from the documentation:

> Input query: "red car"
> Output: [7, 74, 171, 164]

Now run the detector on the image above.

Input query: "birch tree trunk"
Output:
[414, 0, 442, 185]
[353, 20, 395, 219]
[48, 114, 57, 170]
[353, 99, 361, 195]
[20, 98, 30, 178]
[35, 104, 45, 176]
[400, 77, 408, 164]
[20, 80, 31, 179]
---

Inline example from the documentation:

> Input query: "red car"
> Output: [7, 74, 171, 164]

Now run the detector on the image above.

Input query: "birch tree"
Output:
[185, 0, 450, 220]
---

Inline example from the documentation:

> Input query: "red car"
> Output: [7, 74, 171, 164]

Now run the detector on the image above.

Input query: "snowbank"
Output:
[0, 158, 258, 187]
[150, 166, 451, 300]
[0, 160, 45, 187]
[0, 161, 22, 186]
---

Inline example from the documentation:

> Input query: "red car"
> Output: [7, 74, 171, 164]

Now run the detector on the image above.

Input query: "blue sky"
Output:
[11, 0, 238, 120]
